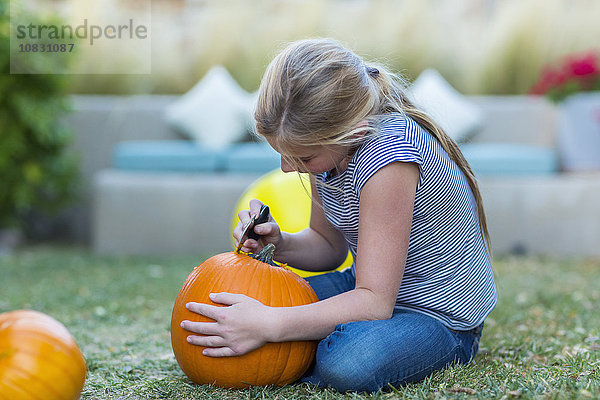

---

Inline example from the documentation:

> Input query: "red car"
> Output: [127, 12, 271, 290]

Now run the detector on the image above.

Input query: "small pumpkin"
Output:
[170, 244, 318, 388]
[0, 310, 87, 400]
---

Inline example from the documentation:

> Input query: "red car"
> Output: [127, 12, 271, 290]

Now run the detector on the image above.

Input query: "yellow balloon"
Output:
[232, 169, 352, 277]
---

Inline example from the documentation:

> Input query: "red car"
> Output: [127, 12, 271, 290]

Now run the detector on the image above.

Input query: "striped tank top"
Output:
[314, 113, 497, 330]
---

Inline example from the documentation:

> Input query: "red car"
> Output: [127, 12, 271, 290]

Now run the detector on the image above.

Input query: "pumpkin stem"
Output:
[249, 243, 278, 267]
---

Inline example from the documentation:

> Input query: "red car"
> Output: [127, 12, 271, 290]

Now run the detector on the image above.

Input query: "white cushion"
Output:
[164, 66, 255, 149]
[408, 69, 483, 143]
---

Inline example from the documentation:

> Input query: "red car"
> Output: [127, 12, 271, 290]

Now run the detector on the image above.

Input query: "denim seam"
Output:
[469, 334, 480, 362]
[451, 326, 483, 362]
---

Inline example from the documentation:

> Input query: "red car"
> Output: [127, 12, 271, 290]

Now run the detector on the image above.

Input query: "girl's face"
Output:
[265, 138, 351, 175]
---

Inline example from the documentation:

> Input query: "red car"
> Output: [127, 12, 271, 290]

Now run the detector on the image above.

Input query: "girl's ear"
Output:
[352, 120, 369, 138]
[356, 120, 369, 129]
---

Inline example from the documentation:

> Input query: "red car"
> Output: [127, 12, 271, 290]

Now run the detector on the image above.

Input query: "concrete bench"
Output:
[92, 169, 600, 257]
[93, 171, 262, 256]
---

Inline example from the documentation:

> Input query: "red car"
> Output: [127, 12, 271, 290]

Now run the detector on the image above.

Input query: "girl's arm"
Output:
[184, 161, 419, 356]
[274, 175, 348, 271]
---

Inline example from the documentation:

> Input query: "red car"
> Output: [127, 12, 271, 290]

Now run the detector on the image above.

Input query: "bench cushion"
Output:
[223, 142, 280, 173]
[113, 141, 223, 172]
[460, 143, 558, 175]
[113, 141, 280, 173]
[114, 141, 558, 176]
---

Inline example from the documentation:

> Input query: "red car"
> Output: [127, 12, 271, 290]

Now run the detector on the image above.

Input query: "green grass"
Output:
[1, 246, 599, 399]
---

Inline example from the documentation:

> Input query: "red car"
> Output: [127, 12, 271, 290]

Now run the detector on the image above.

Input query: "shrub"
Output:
[0, 0, 78, 233]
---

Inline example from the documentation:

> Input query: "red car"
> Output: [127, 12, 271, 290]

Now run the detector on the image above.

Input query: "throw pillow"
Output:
[164, 66, 254, 149]
[408, 69, 483, 143]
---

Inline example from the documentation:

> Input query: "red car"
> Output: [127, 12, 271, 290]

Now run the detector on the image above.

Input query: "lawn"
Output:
[1, 246, 599, 399]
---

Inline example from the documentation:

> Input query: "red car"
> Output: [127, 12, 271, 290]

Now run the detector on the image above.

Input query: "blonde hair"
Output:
[254, 38, 490, 248]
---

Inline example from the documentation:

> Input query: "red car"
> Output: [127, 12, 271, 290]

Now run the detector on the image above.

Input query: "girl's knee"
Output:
[312, 324, 381, 392]
[314, 354, 379, 392]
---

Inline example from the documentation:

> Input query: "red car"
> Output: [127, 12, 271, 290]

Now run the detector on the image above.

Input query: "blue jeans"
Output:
[300, 269, 483, 393]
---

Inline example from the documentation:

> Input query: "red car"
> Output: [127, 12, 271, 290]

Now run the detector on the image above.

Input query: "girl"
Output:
[180, 38, 497, 393]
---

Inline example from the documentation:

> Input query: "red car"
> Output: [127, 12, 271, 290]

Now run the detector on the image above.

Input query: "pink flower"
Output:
[530, 50, 600, 102]
[568, 53, 599, 76]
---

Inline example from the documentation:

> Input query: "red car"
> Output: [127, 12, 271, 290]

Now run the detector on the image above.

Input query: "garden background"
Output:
[1, 0, 600, 399]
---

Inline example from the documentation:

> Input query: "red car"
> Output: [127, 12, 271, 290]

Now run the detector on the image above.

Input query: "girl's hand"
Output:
[180, 293, 276, 357]
[233, 199, 282, 253]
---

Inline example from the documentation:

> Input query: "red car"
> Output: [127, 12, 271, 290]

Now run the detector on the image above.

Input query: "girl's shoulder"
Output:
[373, 112, 408, 134]
[350, 114, 425, 193]
[358, 113, 424, 157]
[378, 111, 431, 133]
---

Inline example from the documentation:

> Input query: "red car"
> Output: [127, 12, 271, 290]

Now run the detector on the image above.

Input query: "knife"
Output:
[235, 205, 270, 253]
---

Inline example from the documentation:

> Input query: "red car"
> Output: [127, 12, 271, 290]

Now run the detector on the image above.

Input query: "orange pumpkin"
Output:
[170, 244, 319, 388]
[0, 310, 87, 400]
